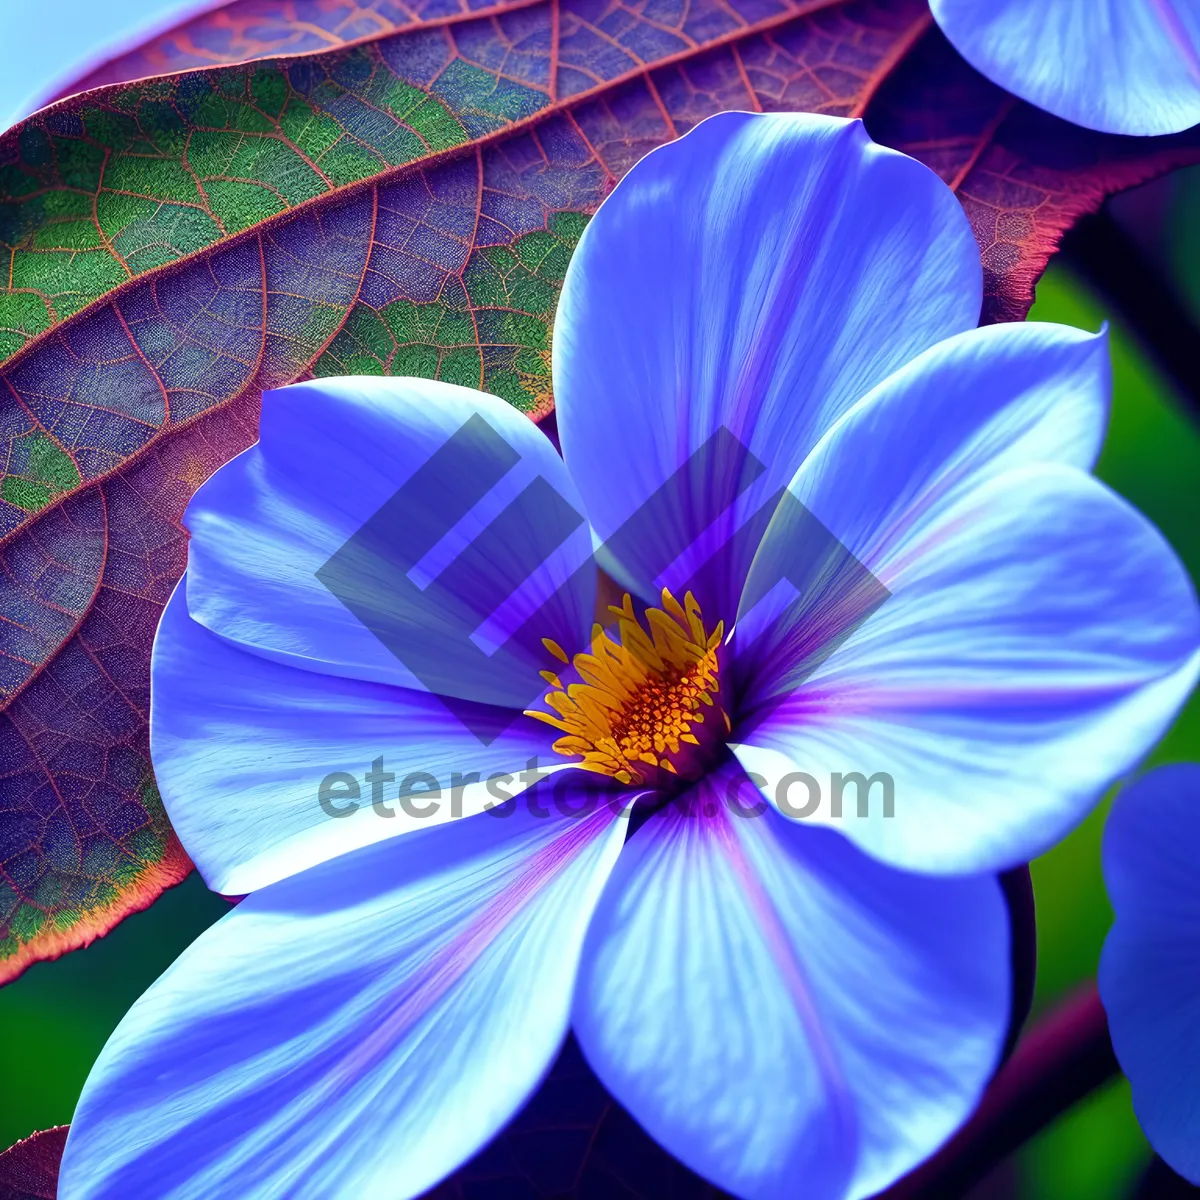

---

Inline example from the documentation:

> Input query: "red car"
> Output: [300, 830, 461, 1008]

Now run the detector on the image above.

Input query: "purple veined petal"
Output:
[730, 320, 1110, 707]
[152, 581, 564, 895]
[732, 462, 1200, 875]
[931, 0, 1200, 136]
[184, 375, 596, 712]
[553, 111, 981, 623]
[58, 792, 627, 1200]
[1101, 762, 1200, 1184]
[573, 759, 1009, 1200]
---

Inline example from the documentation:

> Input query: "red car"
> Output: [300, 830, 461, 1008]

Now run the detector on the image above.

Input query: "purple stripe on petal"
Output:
[554, 111, 981, 621]
[573, 758, 1008, 1200]
[60, 793, 627, 1200]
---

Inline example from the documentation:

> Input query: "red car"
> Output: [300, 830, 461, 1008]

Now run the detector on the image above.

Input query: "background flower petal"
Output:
[1101, 762, 1200, 1185]
[931, 0, 1200, 136]
[573, 760, 1009, 1200]
[58, 797, 626, 1200]
[152, 583, 561, 895]
[184, 375, 595, 710]
[734, 463, 1200, 875]
[553, 111, 981, 619]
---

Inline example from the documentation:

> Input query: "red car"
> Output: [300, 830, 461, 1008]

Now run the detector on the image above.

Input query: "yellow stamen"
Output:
[525, 588, 725, 785]
[542, 638, 571, 664]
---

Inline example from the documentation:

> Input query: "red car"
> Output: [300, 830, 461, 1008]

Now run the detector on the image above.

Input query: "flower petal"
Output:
[185, 375, 595, 710]
[731, 320, 1110, 703]
[58, 796, 626, 1200]
[573, 760, 1009, 1200]
[152, 582, 562, 895]
[553, 111, 981, 618]
[1101, 763, 1200, 1185]
[733, 462, 1200, 875]
[931, 0, 1200, 136]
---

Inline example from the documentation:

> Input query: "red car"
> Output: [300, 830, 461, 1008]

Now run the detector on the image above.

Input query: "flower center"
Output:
[526, 588, 729, 787]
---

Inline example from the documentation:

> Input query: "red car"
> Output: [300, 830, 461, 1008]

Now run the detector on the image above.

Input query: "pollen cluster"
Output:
[526, 588, 728, 786]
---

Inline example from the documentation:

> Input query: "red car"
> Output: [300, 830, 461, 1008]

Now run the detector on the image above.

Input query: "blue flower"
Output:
[59, 113, 1200, 1200]
[1101, 762, 1200, 1183]
[931, 0, 1200, 135]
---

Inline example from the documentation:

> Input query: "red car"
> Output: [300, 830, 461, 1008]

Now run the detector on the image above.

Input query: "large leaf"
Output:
[1, 0, 1198, 981]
